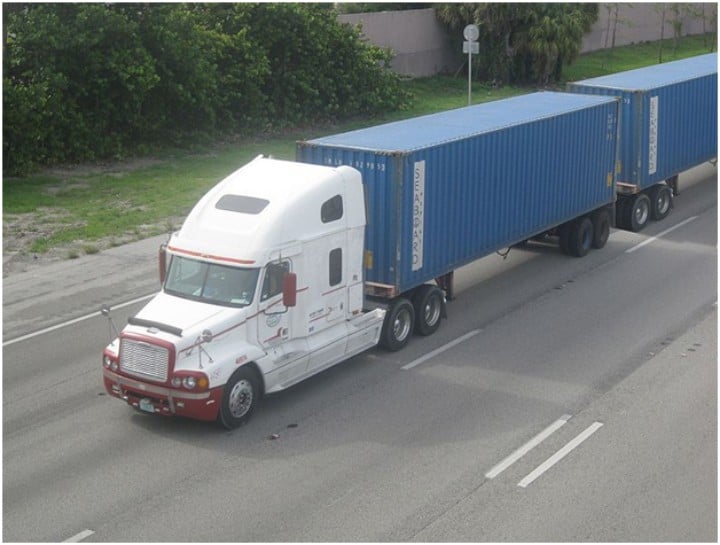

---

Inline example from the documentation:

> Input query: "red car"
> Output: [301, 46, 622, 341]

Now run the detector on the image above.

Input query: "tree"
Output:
[602, 4, 630, 69]
[656, 3, 668, 62]
[3, 3, 408, 175]
[435, 3, 597, 85]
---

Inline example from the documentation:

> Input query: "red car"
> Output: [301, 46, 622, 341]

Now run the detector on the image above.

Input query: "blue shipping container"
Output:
[297, 92, 619, 295]
[568, 53, 717, 190]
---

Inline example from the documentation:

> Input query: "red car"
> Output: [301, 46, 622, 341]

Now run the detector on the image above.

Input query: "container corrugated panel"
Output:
[297, 92, 619, 294]
[568, 53, 717, 189]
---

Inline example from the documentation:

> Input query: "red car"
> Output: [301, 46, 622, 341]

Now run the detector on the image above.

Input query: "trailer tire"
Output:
[218, 366, 260, 430]
[568, 216, 594, 257]
[412, 285, 444, 336]
[381, 298, 414, 351]
[624, 193, 651, 232]
[591, 208, 611, 249]
[649, 184, 673, 221]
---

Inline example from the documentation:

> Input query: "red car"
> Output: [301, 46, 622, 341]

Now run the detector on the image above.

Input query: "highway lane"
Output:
[412, 310, 717, 542]
[2, 166, 716, 542]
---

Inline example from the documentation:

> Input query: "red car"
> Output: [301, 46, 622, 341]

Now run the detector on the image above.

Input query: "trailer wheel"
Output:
[568, 216, 594, 257]
[412, 285, 444, 336]
[381, 298, 414, 351]
[591, 208, 611, 249]
[218, 366, 260, 430]
[649, 184, 673, 221]
[624, 193, 651, 232]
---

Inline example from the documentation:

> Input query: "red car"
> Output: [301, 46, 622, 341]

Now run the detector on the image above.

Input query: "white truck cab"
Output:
[102, 157, 387, 428]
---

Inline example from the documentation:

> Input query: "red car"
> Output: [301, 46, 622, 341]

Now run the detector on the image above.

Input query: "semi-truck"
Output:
[568, 53, 717, 231]
[102, 90, 622, 428]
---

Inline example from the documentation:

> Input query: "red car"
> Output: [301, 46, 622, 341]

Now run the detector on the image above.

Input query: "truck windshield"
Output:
[164, 256, 259, 308]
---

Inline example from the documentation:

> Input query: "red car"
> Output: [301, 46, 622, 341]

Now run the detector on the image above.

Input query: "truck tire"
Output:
[591, 208, 611, 249]
[381, 298, 414, 351]
[218, 366, 260, 429]
[649, 184, 672, 221]
[623, 193, 651, 232]
[567, 216, 594, 257]
[412, 285, 444, 336]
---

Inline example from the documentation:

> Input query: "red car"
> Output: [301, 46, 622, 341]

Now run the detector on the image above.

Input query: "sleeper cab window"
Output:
[321, 195, 343, 223]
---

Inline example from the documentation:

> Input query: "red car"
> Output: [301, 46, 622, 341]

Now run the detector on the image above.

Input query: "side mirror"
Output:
[158, 243, 168, 284]
[282, 272, 297, 308]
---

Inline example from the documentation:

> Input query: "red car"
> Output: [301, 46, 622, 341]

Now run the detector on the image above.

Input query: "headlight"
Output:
[103, 355, 119, 371]
[183, 376, 197, 389]
[171, 377, 182, 388]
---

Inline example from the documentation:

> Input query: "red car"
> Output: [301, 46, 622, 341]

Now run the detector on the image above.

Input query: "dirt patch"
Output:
[2, 156, 180, 277]
[2, 224, 169, 278]
[2, 208, 184, 278]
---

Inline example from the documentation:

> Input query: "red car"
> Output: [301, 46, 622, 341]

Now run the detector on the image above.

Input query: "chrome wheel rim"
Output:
[228, 379, 253, 419]
[393, 309, 412, 342]
[634, 200, 649, 225]
[656, 191, 670, 215]
[424, 297, 441, 327]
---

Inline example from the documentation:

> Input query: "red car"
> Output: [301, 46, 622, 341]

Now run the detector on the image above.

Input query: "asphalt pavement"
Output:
[1, 163, 716, 542]
[3, 234, 165, 342]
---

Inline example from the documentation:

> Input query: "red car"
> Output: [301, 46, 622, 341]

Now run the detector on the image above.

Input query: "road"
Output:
[2, 164, 717, 542]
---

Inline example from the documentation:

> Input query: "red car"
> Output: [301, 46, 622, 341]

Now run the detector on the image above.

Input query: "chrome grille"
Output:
[120, 339, 169, 382]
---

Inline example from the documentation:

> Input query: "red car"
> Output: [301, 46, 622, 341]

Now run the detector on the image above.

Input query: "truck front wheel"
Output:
[381, 298, 414, 351]
[219, 366, 260, 429]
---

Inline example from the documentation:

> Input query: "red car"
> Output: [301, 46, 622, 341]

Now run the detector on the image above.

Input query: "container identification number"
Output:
[412, 161, 425, 272]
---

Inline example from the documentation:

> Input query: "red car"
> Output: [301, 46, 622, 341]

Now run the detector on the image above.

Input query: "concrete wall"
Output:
[582, 3, 715, 52]
[339, 4, 715, 77]
[338, 8, 456, 77]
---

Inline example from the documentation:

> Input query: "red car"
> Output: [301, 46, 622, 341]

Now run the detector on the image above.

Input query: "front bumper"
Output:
[103, 368, 222, 421]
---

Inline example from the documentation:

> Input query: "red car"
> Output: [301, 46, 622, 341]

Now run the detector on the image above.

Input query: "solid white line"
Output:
[485, 415, 572, 479]
[3, 293, 156, 347]
[63, 529, 95, 542]
[518, 421, 604, 488]
[625, 215, 699, 254]
[401, 329, 482, 370]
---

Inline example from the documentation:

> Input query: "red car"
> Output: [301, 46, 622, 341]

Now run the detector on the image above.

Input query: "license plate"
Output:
[138, 398, 155, 413]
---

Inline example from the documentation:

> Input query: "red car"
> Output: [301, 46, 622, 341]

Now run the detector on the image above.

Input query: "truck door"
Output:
[258, 261, 292, 349]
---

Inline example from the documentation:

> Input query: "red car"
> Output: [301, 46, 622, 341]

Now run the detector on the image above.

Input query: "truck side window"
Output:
[329, 248, 342, 286]
[321, 195, 343, 223]
[261, 261, 290, 301]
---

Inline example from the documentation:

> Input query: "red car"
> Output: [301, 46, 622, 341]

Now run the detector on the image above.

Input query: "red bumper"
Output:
[103, 368, 223, 422]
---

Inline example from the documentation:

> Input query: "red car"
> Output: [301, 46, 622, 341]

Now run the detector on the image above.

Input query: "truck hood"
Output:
[131, 292, 243, 339]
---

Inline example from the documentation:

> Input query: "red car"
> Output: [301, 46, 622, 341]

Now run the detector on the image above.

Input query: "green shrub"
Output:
[3, 3, 408, 176]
